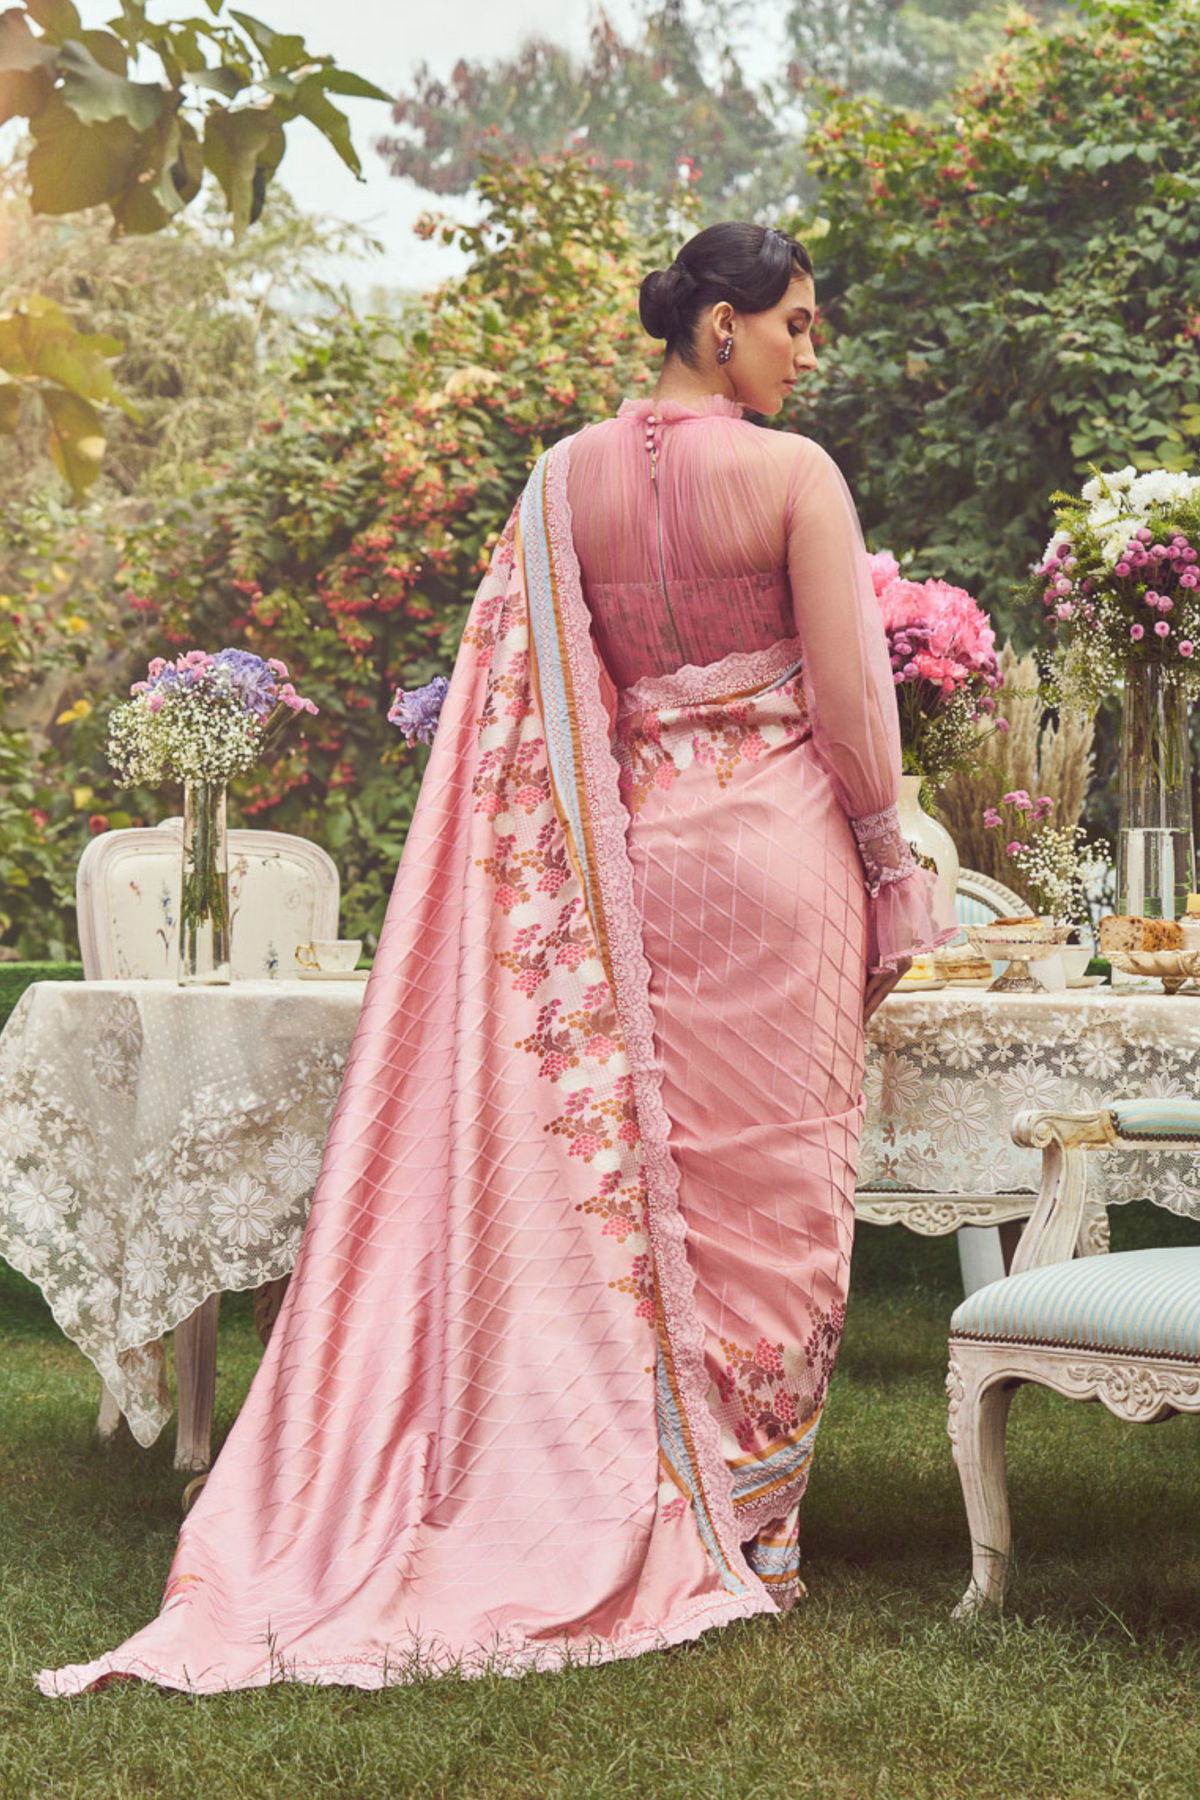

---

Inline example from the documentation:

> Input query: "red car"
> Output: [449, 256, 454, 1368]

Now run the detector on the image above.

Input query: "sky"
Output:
[54, 0, 648, 295]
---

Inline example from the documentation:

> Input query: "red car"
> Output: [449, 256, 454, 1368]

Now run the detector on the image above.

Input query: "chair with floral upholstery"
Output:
[948, 1101, 1200, 1613]
[77, 821, 340, 1472]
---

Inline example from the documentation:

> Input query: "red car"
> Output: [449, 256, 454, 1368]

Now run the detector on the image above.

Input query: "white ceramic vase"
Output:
[897, 773, 959, 908]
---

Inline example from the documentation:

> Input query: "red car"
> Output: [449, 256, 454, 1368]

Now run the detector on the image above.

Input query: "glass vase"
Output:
[179, 781, 231, 985]
[1117, 660, 1195, 921]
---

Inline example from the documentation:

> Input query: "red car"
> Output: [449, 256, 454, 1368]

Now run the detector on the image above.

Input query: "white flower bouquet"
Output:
[1034, 466, 1200, 711]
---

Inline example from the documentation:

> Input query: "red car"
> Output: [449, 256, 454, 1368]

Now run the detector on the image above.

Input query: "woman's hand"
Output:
[863, 957, 911, 1024]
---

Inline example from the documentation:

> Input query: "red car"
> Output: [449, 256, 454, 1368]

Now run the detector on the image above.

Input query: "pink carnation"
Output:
[1003, 789, 1032, 809]
[1181, 641, 1195, 658]
[1005, 840, 1026, 856]
[982, 807, 1001, 827]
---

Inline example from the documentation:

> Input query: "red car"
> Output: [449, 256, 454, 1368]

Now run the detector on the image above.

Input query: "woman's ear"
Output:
[710, 302, 734, 343]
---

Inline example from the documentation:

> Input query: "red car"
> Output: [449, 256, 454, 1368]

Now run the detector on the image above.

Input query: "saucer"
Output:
[296, 969, 369, 982]
[892, 978, 946, 993]
[1066, 974, 1107, 988]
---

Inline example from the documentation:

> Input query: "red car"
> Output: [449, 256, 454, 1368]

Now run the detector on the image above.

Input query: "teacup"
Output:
[1058, 944, 1094, 984]
[296, 939, 363, 974]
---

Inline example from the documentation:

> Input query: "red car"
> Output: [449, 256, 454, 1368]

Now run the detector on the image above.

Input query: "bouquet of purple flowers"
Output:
[108, 648, 318, 787]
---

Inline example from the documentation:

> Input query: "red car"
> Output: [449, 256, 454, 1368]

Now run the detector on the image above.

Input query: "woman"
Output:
[41, 223, 953, 1697]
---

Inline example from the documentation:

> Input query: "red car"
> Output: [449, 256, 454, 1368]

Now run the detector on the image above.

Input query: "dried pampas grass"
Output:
[938, 644, 1095, 901]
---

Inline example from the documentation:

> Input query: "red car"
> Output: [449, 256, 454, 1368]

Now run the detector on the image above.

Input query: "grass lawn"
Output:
[2, 1214, 1198, 1800]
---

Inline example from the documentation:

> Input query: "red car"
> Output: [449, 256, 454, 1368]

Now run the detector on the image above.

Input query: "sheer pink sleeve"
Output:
[785, 441, 957, 973]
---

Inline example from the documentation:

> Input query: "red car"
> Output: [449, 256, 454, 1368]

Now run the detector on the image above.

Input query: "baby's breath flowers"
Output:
[1031, 467, 1200, 711]
[982, 791, 1108, 924]
[107, 649, 319, 789]
[107, 649, 320, 982]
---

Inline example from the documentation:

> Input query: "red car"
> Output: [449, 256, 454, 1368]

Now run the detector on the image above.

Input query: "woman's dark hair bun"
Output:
[638, 263, 697, 341]
[637, 222, 813, 368]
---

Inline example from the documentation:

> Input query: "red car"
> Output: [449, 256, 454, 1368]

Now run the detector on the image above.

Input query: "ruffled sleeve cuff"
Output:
[851, 805, 961, 975]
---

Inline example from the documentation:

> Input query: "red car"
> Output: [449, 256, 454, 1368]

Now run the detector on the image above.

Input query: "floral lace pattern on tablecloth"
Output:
[861, 989, 1200, 1219]
[0, 982, 360, 1445]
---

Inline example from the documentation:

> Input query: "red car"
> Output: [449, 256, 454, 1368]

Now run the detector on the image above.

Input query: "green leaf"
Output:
[57, 38, 164, 130]
[24, 0, 82, 43]
[101, 101, 204, 233]
[0, 8, 57, 71]
[0, 372, 20, 435]
[308, 66, 392, 105]
[203, 101, 284, 235]
[289, 74, 359, 178]
[40, 386, 106, 498]
[228, 9, 308, 73]
[184, 63, 245, 98]
[77, 29, 128, 75]
[27, 93, 142, 214]
[0, 7, 56, 122]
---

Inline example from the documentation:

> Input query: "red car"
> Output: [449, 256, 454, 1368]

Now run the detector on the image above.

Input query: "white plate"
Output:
[295, 969, 369, 982]
[892, 978, 947, 993]
[1066, 974, 1107, 988]
[942, 975, 994, 989]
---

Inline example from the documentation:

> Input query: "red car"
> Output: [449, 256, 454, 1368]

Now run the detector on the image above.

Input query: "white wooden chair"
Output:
[76, 821, 340, 1471]
[947, 1101, 1200, 1612]
[76, 819, 340, 981]
[856, 867, 1071, 1294]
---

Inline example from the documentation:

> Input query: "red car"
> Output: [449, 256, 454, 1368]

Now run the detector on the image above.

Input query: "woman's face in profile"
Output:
[728, 274, 818, 416]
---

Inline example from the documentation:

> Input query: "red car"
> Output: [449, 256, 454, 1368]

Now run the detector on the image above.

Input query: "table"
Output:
[860, 987, 1200, 1247]
[0, 980, 364, 1447]
[4, 981, 1200, 1456]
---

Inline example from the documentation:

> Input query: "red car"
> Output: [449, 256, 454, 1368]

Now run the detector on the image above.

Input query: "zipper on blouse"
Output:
[646, 417, 683, 649]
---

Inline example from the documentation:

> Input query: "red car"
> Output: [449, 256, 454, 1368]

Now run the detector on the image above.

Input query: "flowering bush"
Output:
[868, 551, 1002, 785]
[982, 790, 1107, 923]
[1033, 467, 1200, 711]
[107, 650, 318, 789]
[4, 152, 660, 957]
[792, 0, 1200, 636]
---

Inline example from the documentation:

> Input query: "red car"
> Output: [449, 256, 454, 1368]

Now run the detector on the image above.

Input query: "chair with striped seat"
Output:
[947, 1100, 1200, 1613]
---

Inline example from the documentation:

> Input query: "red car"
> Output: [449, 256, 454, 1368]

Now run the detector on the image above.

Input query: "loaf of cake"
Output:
[1098, 915, 1183, 953]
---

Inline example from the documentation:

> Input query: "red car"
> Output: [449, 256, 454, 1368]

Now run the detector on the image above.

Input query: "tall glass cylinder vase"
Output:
[1117, 660, 1195, 921]
[179, 781, 231, 985]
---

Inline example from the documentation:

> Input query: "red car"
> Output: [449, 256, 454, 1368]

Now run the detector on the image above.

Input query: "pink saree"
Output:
[41, 409, 953, 1696]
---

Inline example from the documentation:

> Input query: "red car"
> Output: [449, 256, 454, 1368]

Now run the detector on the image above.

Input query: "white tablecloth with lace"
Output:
[4, 981, 1199, 1450]
[0, 979, 364, 1445]
[861, 987, 1200, 1222]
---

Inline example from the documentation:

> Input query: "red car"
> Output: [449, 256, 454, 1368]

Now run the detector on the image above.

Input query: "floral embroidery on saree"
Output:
[614, 680, 811, 817]
[462, 507, 656, 1324]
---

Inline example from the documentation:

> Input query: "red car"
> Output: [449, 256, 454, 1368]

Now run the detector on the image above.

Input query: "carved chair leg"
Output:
[948, 1346, 1018, 1616]
[253, 1275, 290, 1347]
[173, 1293, 220, 1472]
[96, 1379, 123, 1442]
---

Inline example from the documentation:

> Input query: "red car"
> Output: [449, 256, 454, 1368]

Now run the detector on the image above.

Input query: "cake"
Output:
[1097, 915, 1183, 953]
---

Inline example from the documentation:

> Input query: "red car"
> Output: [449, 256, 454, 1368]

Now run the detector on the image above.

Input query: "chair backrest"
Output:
[955, 867, 1028, 929]
[76, 822, 340, 980]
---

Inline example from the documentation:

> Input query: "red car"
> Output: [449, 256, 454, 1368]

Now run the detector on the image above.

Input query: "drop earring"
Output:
[717, 334, 734, 366]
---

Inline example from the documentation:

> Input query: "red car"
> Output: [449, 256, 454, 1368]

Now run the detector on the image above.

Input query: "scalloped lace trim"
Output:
[617, 638, 804, 718]
[542, 441, 762, 1604]
[851, 803, 920, 900]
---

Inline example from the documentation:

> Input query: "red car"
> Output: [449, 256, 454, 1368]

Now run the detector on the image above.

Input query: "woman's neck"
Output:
[653, 356, 736, 411]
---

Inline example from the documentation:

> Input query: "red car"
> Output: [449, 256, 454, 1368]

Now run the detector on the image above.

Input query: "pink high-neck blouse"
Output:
[567, 395, 951, 968]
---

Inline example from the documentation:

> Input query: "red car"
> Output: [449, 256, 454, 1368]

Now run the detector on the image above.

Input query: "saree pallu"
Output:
[41, 442, 866, 1697]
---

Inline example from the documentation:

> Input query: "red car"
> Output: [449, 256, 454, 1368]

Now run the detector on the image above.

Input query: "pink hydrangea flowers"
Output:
[867, 551, 1002, 785]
